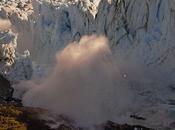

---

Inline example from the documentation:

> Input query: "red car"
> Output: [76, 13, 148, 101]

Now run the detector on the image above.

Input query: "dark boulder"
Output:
[104, 121, 154, 130]
[0, 74, 13, 101]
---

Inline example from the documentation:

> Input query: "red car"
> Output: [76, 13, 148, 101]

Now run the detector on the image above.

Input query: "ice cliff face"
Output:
[7, 0, 174, 68]
[0, 19, 32, 83]
[1, 0, 175, 67]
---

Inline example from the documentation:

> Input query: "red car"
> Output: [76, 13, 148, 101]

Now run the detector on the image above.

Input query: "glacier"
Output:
[0, 0, 175, 129]
[2, 0, 175, 66]
[0, 22, 32, 83]
[10, 0, 175, 67]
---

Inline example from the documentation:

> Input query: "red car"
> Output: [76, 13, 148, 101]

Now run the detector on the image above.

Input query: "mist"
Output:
[0, 19, 11, 31]
[12, 34, 175, 128]
[20, 35, 133, 125]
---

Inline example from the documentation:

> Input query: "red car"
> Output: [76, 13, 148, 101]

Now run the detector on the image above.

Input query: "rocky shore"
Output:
[0, 102, 154, 130]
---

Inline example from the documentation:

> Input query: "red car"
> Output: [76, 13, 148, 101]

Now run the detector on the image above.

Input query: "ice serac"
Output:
[112, 0, 175, 67]
[0, 19, 32, 83]
[0, 0, 33, 53]
[29, 0, 96, 63]
[15, 0, 174, 67]
[99, 0, 175, 68]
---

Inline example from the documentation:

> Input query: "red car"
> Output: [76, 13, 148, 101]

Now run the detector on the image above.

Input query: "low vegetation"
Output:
[0, 105, 26, 130]
[0, 104, 51, 130]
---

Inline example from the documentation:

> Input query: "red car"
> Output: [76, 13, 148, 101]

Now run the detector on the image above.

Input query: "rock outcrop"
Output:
[0, 74, 13, 100]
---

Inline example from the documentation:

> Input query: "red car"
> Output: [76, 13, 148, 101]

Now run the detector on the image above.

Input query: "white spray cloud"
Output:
[0, 19, 11, 31]
[21, 35, 133, 126]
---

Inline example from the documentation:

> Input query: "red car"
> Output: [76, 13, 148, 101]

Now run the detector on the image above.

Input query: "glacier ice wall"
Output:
[0, 21, 32, 83]
[11, 0, 175, 68]
[2, 0, 175, 67]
